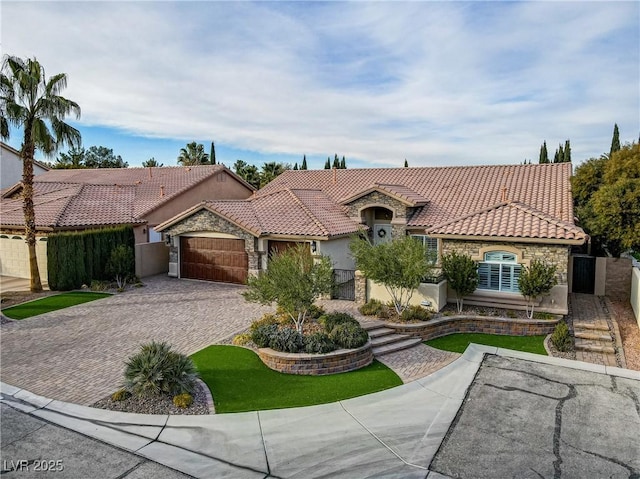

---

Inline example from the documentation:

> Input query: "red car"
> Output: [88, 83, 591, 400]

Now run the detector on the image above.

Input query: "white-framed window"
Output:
[478, 251, 522, 293]
[410, 234, 438, 262]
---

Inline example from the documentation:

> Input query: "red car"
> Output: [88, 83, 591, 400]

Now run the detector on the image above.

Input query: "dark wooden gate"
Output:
[572, 255, 596, 294]
[332, 269, 355, 301]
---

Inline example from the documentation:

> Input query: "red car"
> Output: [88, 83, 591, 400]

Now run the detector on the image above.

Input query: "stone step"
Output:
[573, 321, 610, 332]
[372, 337, 423, 356]
[366, 327, 397, 339]
[574, 331, 612, 341]
[370, 333, 412, 348]
[359, 321, 387, 331]
[575, 339, 616, 354]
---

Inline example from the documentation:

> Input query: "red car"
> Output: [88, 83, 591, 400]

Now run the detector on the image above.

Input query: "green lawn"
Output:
[425, 333, 547, 355]
[1, 292, 112, 319]
[191, 345, 403, 413]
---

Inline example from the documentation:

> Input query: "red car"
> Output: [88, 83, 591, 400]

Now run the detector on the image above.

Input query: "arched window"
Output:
[478, 251, 522, 293]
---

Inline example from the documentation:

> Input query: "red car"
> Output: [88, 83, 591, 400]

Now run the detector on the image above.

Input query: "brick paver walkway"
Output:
[0, 275, 272, 405]
[376, 345, 461, 383]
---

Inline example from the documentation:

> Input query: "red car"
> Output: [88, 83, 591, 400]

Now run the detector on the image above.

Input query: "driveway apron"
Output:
[0, 275, 271, 405]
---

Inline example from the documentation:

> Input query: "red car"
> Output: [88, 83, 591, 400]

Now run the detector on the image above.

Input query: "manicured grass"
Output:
[425, 333, 548, 355]
[191, 345, 403, 413]
[1, 292, 112, 319]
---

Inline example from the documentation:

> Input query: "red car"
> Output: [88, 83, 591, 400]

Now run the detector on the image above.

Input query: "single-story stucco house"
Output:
[156, 162, 587, 314]
[0, 165, 254, 280]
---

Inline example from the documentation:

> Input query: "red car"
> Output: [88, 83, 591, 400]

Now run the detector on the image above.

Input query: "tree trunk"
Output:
[21, 130, 43, 293]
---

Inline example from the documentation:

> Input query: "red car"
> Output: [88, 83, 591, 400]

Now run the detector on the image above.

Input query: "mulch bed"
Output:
[609, 300, 640, 371]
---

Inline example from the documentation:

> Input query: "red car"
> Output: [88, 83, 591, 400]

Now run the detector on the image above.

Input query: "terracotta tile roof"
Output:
[196, 188, 363, 238]
[1, 165, 248, 229]
[425, 201, 587, 242]
[258, 163, 576, 227]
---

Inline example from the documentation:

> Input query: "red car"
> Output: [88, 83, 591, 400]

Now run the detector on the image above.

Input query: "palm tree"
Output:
[142, 157, 163, 167]
[1, 55, 81, 292]
[260, 161, 288, 188]
[177, 142, 209, 166]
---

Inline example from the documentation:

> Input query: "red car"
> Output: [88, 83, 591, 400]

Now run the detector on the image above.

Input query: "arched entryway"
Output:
[360, 206, 393, 245]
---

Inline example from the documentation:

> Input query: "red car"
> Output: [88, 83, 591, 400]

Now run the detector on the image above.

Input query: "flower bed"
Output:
[258, 341, 373, 375]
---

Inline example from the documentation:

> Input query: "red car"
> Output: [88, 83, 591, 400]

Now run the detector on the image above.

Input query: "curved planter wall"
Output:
[258, 341, 373, 375]
[384, 316, 559, 341]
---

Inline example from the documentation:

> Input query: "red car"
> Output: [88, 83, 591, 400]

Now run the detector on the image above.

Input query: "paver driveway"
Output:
[0, 275, 272, 405]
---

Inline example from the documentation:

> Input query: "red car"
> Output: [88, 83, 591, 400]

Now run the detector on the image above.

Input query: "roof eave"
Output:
[427, 233, 587, 246]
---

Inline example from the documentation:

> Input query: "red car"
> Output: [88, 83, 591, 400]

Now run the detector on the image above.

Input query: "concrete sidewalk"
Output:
[2, 346, 639, 478]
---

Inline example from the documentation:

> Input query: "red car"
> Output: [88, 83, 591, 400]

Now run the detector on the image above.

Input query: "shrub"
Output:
[90, 280, 111, 292]
[106, 244, 135, 290]
[551, 321, 572, 352]
[304, 332, 336, 354]
[319, 312, 359, 333]
[111, 388, 131, 402]
[506, 310, 518, 318]
[269, 327, 305, 353]
[172, 393, 194, 409]
[250, 313, 284, 332]
[123, 341, 198, 396]
[400, 305, 431, 322]
[251, 324, 279, 348]
[359, 299, 385, 316]
[330, 322, 369, 349]
[533, 311, 556, 320]
[232, 332, 252, 346]
[307, 304, 326, 319]
[440, 251, 479, 313]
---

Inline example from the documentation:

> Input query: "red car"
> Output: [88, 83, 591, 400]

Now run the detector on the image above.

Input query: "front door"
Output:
[373, 224, 392, 245]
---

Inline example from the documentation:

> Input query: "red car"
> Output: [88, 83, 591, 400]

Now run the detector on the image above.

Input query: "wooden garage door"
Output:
[180, 237, 248, 284]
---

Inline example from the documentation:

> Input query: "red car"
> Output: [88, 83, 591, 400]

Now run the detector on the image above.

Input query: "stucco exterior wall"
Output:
[631, 266, 640, 328]
[144, 170, 253, 227]
[368, 279, 448, 311]
[0, 235, 48, 282]
[135, 242, 169, 278]
[1, 144, 49, 189]
[163, 209, 260, 277]
[318, 237, 356, 270]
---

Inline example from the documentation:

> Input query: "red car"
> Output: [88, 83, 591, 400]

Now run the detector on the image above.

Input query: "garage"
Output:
[180, 237, 248, 284]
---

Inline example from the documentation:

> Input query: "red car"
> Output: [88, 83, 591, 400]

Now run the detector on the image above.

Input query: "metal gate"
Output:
[332, 269, 356, 301]
[572, 255, 596, 294]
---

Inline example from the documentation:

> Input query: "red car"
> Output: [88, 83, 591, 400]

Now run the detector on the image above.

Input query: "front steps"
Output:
[361, 322, 422, 356]
[573, 320, 616, 357]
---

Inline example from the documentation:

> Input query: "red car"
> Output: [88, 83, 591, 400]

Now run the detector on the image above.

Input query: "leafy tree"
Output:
[260, 161, 289, 187]
[177, 141, 209, 165]
[350, 235, 434, 315]
[1, 55, 81, 292]
[518, 259, 557, 319]
[324, 157, 331, 169]
[340, 155, 346, 169]
[404, 159, 408, 167]
[301, 155, 307, 170]
[85, 145, 128, 168]
[106, 244, 135, 290]
[539, 141, 549, 164]
[243, 244, 333, 333]
[610, 123, 620, 157]
[54, 147, 86, 169]
[142, 157, 163, 167]
[440, 251, 479, 313]
[210, 141, 216, 165]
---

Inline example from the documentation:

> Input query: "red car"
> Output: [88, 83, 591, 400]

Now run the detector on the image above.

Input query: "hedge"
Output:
[47, 226, 135, 290]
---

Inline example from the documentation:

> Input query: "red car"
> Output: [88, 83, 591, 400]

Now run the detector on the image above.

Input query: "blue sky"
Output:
[3, 1, 639, 169]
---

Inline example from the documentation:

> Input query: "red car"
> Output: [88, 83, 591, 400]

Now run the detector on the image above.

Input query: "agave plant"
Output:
[123, 341, 198, 396]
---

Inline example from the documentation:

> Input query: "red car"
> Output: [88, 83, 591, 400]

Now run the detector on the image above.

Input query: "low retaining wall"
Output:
[258, 342, 373, 375]
[384, 316, 559, 341]
[631, 265, 640, 328]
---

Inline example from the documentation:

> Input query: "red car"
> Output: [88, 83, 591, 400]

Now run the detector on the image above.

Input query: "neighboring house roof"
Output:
[425, 201, 587, 243]
[258, 163, 576, 227]
[0, 165, 252, 230]
[157, 188, 365, 238]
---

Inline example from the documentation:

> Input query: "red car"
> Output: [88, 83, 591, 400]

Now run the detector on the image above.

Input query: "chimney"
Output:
[160, 185, 165, 197]
[501, 187, 508, 202]
[148, 166, 153, 178]
[332, 167, 337, 184]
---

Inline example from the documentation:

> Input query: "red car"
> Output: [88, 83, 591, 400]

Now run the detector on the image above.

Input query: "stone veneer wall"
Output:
[164, 209, 261, 272]
[346, 191, 408, 238]
[258, 342, 373, 375]
[441, 239, 570, 284]
[385, 316, 559, 341]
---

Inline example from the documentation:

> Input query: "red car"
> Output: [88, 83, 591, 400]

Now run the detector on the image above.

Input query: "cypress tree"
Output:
[563, 139, 571, 163]
[332, 154, 340, 169]
[210, 141, 216, 165]
[553, 150, 559, 163]
[324, 157, 331, 169]
[340, 156, 346, 169]
[539, 141, 549, 164]
[610, 123, 620, 157]
[301, 155, 307, 170]
[404, 159, 408, 167]
[293, 163, 298, 170]
[558, 144, 564, 163]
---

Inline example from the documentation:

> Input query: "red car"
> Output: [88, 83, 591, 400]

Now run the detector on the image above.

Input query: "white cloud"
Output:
[3, 1, 638, 167]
